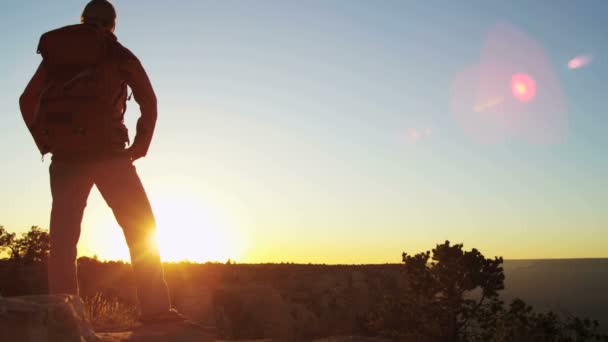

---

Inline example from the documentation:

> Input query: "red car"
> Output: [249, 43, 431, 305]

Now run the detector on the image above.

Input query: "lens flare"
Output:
[511, 73, 536, 102]
[403, 127, 433, 144]
[405, 128, 421, 143]
[474, 97, 504, 113]
[450, 22, 567, 144]
[568, 55, 592, 69]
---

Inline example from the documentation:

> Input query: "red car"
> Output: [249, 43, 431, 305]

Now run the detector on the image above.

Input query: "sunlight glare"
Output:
[152, 193, 247, 263]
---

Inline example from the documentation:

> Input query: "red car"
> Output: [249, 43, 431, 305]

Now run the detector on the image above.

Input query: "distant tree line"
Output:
[0, 226, 607, 341]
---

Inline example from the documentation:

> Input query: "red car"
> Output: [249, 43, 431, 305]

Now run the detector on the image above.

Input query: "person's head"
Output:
[81, 0, 116, 32]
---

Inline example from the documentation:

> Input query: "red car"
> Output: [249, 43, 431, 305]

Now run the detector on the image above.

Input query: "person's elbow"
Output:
[143, 94, 158, 120]
[19, 92, 28, 113]
[149, 93, 158, 114]
[19, 92, 36, 127]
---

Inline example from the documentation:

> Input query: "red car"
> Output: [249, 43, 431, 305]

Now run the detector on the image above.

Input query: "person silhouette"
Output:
[19, 0, 186, 325]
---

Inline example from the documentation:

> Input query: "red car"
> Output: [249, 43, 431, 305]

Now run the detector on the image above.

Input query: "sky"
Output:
[1, 0, 607, 263]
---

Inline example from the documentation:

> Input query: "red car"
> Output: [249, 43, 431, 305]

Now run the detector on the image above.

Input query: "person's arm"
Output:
[19, 62, 47, 129]
[20, 62, 50, 155]
[121, 50, 158, 160]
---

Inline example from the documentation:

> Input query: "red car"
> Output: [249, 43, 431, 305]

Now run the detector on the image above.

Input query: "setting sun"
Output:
[151, 194, 247, 263]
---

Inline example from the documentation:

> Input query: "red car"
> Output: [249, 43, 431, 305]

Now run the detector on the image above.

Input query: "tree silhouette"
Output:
[18, 226, 50, 263]
[490, 298, 608, 342]
[0, 225, 19, 260]
[398, 241, 504, 341]
[0, 226, 50, 263]
[367, 241, 608, 342]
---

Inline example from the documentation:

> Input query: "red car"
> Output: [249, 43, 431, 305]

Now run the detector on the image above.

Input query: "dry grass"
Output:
[83, 292, 139, 332]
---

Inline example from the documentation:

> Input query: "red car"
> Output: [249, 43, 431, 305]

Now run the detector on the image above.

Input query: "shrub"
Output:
[83, 292, 138, 332]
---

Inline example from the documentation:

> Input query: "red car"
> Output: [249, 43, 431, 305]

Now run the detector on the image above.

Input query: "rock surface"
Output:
[97, 323, 217, 342]
[312, 337, 391, 342]
[0, 295, 386, 342]
[0, 295, 217, 342]
[0, 294, 100, 342]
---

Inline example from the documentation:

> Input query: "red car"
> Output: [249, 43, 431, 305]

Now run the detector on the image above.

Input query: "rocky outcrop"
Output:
[0, 294, 100, 342]
[0, 295, 386, 342]
[312, 338, 391, 342]
[0, 294, 218, 342]
[97, 323, 216, 342]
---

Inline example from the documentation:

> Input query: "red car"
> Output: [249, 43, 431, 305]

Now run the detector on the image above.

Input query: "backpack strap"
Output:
[62, 69, 95, 90]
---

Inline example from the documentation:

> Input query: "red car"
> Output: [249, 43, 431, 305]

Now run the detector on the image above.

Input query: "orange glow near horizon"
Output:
[90, 192, 248, 263]
[153, 195, 247, 263]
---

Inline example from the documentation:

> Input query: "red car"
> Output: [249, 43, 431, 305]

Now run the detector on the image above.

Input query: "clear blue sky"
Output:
[1, 0, 607, 263]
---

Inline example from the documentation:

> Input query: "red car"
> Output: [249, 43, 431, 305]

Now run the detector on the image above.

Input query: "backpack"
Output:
[30, 24, 129, 157]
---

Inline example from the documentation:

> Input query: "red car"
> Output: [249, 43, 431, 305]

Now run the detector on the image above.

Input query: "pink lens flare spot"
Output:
[450, 22, 568, 144]
[568, 55, 593, 69]
[511, 73, 536, 103]
[403, 127, 434, 144]
[474, 96, 504, 113]
[405, 128, 421, 143]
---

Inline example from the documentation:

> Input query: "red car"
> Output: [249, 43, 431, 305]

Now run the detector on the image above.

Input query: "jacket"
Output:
[19, 24, 158, 161]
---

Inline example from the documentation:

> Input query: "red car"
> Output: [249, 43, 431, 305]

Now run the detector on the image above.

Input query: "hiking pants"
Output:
[47, 155, 171, 316]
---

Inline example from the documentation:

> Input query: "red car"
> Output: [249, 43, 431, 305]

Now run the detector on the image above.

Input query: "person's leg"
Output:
[48, 161, 94, 295]
[93, 156, 171, 317]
